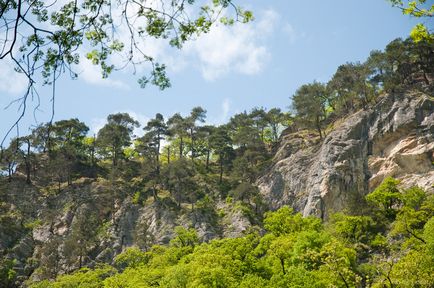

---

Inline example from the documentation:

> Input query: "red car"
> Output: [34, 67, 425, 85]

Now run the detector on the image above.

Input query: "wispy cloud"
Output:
[78, 57, 130, 89]
[221, 98, 231, 122]
[92, 8, 282, 85]
[206, 98, 232, 125]
[126, 111, 149, 137]
[0, 59, 28, 95]
[71, 8, 286, 87]
[89, 117, 106, 136]
[1, 7, 286, 91]
[183, 9, 279, 81]
[89, 110, 149, 137]
[283, 23, 297, 44]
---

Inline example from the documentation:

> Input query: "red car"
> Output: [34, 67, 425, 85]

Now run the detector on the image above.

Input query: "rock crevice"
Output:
[258, 92, 434, 218]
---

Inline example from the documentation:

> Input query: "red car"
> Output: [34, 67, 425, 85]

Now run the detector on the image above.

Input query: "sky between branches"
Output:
[0, 0, 420, 140]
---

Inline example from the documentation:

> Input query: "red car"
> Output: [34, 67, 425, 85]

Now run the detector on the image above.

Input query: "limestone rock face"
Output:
[258, 92, 434, 218]
[1, 176, 256, 284]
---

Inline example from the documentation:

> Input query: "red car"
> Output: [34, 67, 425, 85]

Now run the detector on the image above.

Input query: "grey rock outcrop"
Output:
[258, 91, 434, 218]
[1, 176, 256, 285]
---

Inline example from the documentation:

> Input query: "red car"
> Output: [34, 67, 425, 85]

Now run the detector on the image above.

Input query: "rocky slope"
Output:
[258, 91, 434, 219]
[0, 176, 254, 284]
[1, 90, 433, 286]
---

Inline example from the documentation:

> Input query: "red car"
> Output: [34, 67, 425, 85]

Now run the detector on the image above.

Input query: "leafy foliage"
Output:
[0, 36, 432, 287]
[389, 0, 434, 42]
[28, 179, 433, 287]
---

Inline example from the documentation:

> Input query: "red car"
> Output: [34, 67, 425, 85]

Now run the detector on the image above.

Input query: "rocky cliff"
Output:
[1, 90, 433, 286]
[258, 91, 434, 219]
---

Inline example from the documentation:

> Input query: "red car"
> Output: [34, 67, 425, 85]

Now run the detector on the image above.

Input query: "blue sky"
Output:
[0, 0, 422, 142]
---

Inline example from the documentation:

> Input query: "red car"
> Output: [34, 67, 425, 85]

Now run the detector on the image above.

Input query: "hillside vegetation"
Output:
[0, 37, 433, 287]
[27, 179, 434, 287]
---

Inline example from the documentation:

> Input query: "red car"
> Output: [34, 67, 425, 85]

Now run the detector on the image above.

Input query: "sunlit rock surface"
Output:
[258, 91, 434, 218]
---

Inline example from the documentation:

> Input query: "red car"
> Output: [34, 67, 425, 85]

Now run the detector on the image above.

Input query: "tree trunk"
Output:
[280, 258, 286, 275]
[45, 127, 51, 153]
[219, 155, 224, 184]
[25, 139, 31, 184]
[112, 146, 117, 168]
[206, 149, 210, 171]
[316, 117, 323, 140]
[362, 84, 369, 109]
[156, 133, 160, 175]
[152, 186, 158, 202]
[7, 163, 12, 182]
[422, 72, 430, 85]
[317, 126, 323, 140]
[167, 147, 170, 164]
[272, 124, 278, 142]
[91, 134, 96, 167]
[179, 137, 183, 158]
[190, 128, 195, 161]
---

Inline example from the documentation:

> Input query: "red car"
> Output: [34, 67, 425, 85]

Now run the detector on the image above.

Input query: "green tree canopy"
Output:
[97, 113, 139, 168]
[143, 113, 168, 174]
[292, 81, 328, 139]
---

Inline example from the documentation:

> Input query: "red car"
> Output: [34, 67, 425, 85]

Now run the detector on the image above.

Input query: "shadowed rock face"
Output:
[258, 91, 434, 219]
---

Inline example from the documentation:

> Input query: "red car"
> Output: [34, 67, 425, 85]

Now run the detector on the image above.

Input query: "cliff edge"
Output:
[258, 91, 434, 218]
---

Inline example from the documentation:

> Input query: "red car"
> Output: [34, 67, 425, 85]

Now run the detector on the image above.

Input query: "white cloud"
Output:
[283, 23, 297, 44]
[0, 59, 28, 94]
[34, 5, 287, 89]
[182, 9, 279, 81]
[125, 111, 149, 137]
[206, 98, 232, 125]
[104, 1, 188, 75]
[91, 7, 281, 83]
[75, 6, 285, 86]
[222, 98, 231, 122]
[89, 117, 106, 136]
[90, 110, 149, 137]
[257, 9, 279, 34]
[78, 57, 129, 89]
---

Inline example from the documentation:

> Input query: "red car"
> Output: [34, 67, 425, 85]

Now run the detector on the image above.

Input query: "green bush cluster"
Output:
[29, 178, 434, 288]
